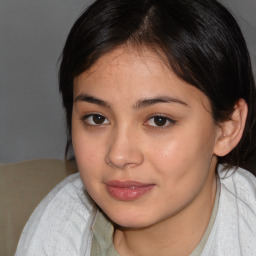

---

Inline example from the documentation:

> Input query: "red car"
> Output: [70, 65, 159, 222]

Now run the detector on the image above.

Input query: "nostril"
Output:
[105, 130, 144, 169]
[105, 146, 144, 169]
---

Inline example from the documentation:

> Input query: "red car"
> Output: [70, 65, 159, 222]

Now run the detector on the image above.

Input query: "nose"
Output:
[105, 127, 144, 169]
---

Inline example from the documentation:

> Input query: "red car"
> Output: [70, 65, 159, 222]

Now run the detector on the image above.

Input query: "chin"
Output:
[104, 208, 155, 229]
[113, 218, 151, 229]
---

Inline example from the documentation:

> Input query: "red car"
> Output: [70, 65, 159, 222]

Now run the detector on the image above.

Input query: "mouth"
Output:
[105, 180, 155, 201]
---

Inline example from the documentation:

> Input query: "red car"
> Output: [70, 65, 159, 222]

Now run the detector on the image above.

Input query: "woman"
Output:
[16, 0, 256, 255]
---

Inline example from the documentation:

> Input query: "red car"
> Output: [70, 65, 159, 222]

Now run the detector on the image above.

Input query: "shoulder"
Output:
[202, 166, 256, 255]
[15, 173, 97, 256]
[219, 166, 256, 209]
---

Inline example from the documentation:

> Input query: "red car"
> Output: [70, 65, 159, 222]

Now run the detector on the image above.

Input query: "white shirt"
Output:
[15, 166, 256, 256]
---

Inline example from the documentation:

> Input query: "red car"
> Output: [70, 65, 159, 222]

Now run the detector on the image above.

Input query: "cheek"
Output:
[145, 131, 195, 165]
[73, 137, 104, 175]
[72, 119, 104, 174]
[146, 123, 216, 178]
[72, 132, 104, 196]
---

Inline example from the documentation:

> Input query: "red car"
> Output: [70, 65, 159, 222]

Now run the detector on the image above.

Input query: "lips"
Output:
[105, 180, 155, 201]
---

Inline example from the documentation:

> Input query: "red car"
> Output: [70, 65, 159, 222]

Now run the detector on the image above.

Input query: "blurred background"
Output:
[0, 0, 255, 163]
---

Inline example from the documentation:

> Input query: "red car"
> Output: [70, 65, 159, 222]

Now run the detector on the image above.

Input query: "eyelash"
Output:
[81, 114, 177, 129]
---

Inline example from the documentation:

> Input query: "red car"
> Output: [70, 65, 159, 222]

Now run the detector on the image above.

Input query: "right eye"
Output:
[82, 114, 110, 126]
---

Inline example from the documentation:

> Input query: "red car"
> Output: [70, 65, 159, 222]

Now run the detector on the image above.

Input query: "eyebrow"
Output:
[74, 94, 111, 108]
[133, 96, 188, 109]
[74, 94, 188, 109]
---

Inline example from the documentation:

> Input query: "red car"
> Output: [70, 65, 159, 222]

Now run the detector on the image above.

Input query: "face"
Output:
[72, 47, 220, 228]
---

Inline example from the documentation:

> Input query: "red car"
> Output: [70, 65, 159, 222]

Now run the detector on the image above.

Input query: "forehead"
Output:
[73, 46, 211, 111]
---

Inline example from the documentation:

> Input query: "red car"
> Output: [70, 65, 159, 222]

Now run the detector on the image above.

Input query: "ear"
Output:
[214, 99, 248, 157]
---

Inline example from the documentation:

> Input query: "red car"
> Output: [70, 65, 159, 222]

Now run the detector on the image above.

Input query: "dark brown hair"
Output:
[59, 0, 256, 173]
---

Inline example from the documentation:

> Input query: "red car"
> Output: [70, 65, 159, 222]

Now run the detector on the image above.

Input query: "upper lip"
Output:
[105, 180, 153, 188]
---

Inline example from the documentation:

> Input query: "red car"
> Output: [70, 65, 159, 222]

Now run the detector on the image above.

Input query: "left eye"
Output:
[82, 114, 110, 126]
[146, 115, 175, 127]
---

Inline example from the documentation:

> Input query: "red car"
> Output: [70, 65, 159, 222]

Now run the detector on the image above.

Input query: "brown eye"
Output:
[145, 115, 176, 128]
[82, 114, 110, 126]
[153, 116, 167, 126]
[93, 114, 106, 124]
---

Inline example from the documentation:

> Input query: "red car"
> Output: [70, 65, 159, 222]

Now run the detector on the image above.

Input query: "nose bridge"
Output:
[105, 123, 144, 169]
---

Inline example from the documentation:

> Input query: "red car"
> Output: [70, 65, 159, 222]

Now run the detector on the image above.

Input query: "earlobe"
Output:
[214, 99, 248, 157]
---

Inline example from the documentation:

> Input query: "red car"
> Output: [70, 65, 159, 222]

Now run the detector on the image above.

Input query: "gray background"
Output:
[1, 0, 255, 163]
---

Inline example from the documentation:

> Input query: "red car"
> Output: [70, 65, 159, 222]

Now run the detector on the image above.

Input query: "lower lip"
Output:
[106, 184, 155, 201]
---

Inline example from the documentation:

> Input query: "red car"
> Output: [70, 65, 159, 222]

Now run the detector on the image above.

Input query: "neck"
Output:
[114, 169, 217, 256]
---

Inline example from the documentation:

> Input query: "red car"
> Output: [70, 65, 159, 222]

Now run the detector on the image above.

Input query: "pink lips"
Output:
[106, 180, 155, 201]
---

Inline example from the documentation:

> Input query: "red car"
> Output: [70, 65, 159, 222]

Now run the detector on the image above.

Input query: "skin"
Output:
[72, 46, 223, 255]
